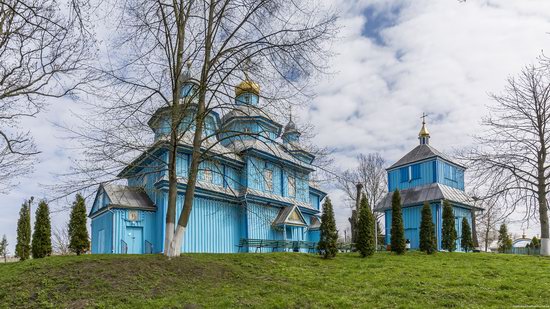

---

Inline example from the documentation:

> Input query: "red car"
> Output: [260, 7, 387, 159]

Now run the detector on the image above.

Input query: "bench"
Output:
[337, 242, 356, 252]
[237, 238, 318, 253]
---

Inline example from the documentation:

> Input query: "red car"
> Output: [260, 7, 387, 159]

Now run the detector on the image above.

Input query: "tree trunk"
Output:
[471, 210, 479, 248]
[166, 0, 215, 257]
[538, 189, 549, 255]
[163, 0, 187, 257]
[164, 131, 179, 256]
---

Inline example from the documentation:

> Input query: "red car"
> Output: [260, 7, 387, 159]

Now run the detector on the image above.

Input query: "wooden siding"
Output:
[91, 211, 113, 254]
[309, 193, 320, 210]
[176, 195, 242, 253]
[245, 156, 309, 202]
[384, 202, 472, 252]
[246, 202, 283, 241]
[436, 160, 465, 190]
[453, 206, 472, 251]
[91, 209, 156, 254]
[388, 160, 436, 192]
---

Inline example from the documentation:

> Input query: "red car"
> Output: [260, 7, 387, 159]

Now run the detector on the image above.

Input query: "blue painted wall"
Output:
[174, 195, 242, 253]
[91, 211, 113, 254]
[387, 159, 465, 192]
[436, 160, 465, 190]
[384, 202, 472, 252]
[388, 160, 436, 192]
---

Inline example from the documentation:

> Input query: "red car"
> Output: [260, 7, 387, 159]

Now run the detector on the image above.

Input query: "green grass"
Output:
[0, 252, 549, 308]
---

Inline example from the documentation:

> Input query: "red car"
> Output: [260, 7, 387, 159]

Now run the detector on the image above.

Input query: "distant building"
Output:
[88, 70, 326, 254]
[375, 119, 482, 251]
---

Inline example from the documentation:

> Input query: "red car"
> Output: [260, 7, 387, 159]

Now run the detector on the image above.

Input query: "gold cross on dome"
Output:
[420, 112, 428, 124]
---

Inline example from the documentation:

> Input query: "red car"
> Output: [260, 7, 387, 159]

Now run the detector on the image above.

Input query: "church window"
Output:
[400, 167, 409, 182]
[264, 169, 273, 192]
[444, 164, 457, 181]
[411, 164, 421, 180]
[203, 168, 213, 183]
[243, 127, 251, 134]
[288, 176, 296, 197]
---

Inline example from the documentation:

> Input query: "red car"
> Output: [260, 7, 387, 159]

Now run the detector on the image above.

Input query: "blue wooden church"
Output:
[375, 119, 482, 251]
[88, 73, 326, 254]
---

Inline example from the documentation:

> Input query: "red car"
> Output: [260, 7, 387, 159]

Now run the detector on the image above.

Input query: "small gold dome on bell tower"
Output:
[418, 113, 430, 145]
[419, 122, 430, 137]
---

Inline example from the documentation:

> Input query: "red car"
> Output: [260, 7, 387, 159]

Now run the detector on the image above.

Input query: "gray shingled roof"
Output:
[164, 176, 317, 210]
[221, 105, 282, 128]
[103, 184, 156, 210]
[374, 183, 481, 211]
[388, 144, 464, 170]
[226, 139, 314, 171]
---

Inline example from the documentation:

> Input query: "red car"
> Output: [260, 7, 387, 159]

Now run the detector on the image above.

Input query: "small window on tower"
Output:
[400, 167, 409, 183]
[411, 164, 421, 180]
[264, 169, 273, 192]
[288, 176, 296, 197]
[203, 168, 213, 183]
[243, 127, 251, 134]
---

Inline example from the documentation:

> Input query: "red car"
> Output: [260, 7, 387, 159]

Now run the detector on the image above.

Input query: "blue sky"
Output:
[3, 0, 550, 252]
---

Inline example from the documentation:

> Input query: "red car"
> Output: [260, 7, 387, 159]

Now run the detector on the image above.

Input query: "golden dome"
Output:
[419, 121, 430, 137]
[235, 79, 260, 97]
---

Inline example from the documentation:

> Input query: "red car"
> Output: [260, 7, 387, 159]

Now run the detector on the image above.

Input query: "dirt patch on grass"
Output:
[0, 255, 234, 308]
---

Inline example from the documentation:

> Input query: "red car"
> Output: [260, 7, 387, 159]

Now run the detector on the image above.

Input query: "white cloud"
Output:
[307, 0, 550, 235]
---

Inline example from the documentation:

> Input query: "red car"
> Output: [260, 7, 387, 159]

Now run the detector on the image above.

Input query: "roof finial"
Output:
[419, 112, 430, 145]
[243, 57, 251, 80]
[235, 57, 260, 98]
[289, 106, 293, 122]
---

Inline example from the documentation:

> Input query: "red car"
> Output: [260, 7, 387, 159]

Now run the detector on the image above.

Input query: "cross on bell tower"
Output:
[419, 112, 430, 145]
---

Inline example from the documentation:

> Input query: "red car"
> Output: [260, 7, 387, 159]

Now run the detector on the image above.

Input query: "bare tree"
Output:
[0, 0, 94, 192]
[468, 174, 514, 252]
[339, 153, 387, 245]
[52, 226, 71, 255]
[464, 57, 550, 256]
[58, 0, 336, 257]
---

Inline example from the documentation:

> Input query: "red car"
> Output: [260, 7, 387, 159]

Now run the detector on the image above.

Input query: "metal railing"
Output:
[121, 239, 128, 254]
[145, 240, 153, 254]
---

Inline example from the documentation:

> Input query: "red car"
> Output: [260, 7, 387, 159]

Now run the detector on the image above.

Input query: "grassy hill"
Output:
[0, 252, 549, 308]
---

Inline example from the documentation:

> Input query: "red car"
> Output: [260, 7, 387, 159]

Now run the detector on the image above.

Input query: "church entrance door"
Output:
[127, 227, 143, 254]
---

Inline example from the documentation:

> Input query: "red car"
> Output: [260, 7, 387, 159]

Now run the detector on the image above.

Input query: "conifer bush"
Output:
[497, 223, 512, 253]
[529, 236, 541, 249]
[441, 200, 457, 252]
[69, 194, 90, 255]
[390, 190, 405, 254]
[357, 194, 375, 257]
[419, 202, 437, 254]
[318, 197, 338, 259]
[461, 217, 473, 252]
[15, 198, 32, 261]
[32, 201, 52, 258]
[0, 235, 8, 263]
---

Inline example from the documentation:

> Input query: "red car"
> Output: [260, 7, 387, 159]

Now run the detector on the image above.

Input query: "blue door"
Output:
[127, 227, 143, 254]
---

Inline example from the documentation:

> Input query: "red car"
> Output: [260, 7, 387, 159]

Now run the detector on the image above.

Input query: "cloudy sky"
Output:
[2, 0, 550, 252]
